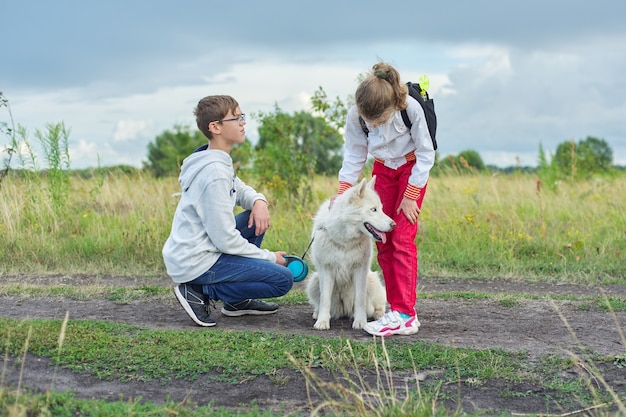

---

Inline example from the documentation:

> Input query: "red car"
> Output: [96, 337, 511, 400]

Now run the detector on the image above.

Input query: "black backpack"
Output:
[358, 81, 438, 150]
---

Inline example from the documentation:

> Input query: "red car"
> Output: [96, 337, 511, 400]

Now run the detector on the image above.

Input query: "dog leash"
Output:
[301, 236, 314, 259]
[301, 226, 326, 259]
[302, 236, 315, 259]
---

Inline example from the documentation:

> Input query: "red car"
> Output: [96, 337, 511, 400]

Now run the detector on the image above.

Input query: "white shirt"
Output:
[338, 96, 435, 188]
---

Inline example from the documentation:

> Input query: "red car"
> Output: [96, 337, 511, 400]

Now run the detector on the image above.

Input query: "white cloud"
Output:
[70, 138, 99, 167]
[113, 120, 153, 142]
[2, 1, 625, 170]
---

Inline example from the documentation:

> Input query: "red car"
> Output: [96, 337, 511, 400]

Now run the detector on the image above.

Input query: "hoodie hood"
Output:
[179, 147, 232, 192]
[162, 144, 278, 283]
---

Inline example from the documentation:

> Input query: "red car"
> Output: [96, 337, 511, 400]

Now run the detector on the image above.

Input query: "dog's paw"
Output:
[372, 308, 385, 320]
[352, 319, 366, 330]
[313, 319, 331, 330]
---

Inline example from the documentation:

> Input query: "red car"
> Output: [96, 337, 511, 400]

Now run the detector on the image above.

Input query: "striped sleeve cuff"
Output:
[337, 181, 352, 195]
[403, 184, 423, 200]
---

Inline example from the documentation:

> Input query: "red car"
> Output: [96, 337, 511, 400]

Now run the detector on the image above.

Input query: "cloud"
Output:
[435, 34, 626, 165]
[113, 120, 153, 142]
[2, 0, 625, 169]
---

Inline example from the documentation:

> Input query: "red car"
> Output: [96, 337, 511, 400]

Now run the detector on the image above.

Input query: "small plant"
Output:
[499, 298, 519, 307]
[35, 122, 71, 210]
[288, 339, 456, 416]
[0, 92, 17, 187]
[550, 299, 626, 415]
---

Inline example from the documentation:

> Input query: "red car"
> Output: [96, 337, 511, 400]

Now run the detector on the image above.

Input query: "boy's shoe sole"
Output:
[221, 299, 279, 317]
[174, 285, 216, 327]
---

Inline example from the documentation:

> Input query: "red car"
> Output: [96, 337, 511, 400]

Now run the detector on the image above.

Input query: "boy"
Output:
[163, 95, 293, 327]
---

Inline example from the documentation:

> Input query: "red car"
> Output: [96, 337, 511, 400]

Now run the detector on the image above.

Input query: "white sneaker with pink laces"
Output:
[363, 310, 420, 336]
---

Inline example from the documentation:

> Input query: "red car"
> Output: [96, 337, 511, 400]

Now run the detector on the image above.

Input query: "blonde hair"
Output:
[355, 62, 407, 123]
[194, 95, 240, 140]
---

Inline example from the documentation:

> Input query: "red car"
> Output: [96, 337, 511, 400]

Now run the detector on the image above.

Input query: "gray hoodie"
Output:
[162, 147, 276, 283]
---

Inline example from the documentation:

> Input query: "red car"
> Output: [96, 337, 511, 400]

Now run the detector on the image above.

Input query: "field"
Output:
[1, 172, 625, 415]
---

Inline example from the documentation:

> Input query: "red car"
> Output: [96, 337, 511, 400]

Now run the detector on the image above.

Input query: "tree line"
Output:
[143, 87, 620, 203]
[0, 90, 620, 198]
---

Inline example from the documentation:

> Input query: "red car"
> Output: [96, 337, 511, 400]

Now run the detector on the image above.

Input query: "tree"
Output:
[457, 150, 485, 171]
[552, 136, 613, 179]
[145, 124, 254, 178]
[435, 149, 485, 173]
[577, 136, 613, 173]
[553, 139, 578, 178]
[230, 136, 254, 173]
[291, 110, 343, 176]
[144, 125, 206, 177]
[254, 107, 343, 205]
[310, 86, 351, 131]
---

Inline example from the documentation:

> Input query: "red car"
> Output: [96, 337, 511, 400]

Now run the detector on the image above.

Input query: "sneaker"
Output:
[363, 310, 420, 336]
[221, 299, 279, 317]
[174, 284, 216, 327]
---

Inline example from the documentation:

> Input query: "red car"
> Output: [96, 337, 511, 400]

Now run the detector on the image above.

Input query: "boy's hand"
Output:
[274, 251, 287, 266]
[250, 200, 270, 236]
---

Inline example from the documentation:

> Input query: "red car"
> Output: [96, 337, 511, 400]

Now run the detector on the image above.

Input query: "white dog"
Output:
[306, 176, 396, 330]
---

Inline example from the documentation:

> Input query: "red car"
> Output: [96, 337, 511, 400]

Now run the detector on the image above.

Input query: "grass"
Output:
[0, 389, 282, 417]
[1, 169, 625, 415]
[1, 301, 624, 415]
[0, 171, 625, 283]
[1, 281, 623, 313]
[0, 317, 523, 384]
[1, 282, 625, 415]
[421, 173, 626, 283]
[1, 273, 623, 319]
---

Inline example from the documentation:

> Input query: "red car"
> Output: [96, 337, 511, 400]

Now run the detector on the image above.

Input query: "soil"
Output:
[1, 274, 625, 415]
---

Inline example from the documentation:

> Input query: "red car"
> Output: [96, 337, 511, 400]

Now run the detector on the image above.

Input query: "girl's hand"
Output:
[328, 194, 339, 210]
[397, 197, 421, 225]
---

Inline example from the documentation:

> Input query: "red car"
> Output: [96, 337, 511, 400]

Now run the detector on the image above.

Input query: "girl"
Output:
[336, 62, 435, 336]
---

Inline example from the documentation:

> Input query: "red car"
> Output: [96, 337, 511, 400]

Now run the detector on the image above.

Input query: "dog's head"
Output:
[349, 176, 396, 243]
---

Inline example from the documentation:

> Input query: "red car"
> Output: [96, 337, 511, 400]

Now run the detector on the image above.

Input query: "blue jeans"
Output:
[188, 210, 293, 303]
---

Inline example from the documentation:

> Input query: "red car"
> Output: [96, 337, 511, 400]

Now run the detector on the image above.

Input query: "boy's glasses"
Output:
[213, 114, 246, 125]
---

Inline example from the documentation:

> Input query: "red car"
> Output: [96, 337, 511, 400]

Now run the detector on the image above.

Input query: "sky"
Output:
[2, 0, 625, 170]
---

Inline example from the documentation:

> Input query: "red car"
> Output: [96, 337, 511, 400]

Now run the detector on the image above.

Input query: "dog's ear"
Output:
[367, 175, 377, 190]
[352, 178, 368, 200]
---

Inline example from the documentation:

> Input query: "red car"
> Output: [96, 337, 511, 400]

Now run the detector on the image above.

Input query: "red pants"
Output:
[372, 160, 427, 317]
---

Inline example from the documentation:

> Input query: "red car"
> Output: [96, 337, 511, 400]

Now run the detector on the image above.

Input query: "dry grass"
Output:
[0, 171, 624, 282]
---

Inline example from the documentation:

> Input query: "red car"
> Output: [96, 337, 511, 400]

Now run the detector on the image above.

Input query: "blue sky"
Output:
[2, 0, 625, 169]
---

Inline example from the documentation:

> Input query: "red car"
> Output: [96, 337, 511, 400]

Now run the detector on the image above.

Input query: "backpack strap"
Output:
[358, 115, 369, 136]
[360, 112, 411, 137]
[359, 83, 421, 137]
[400, 109, 411, 130]
[359, 81, 437, 151]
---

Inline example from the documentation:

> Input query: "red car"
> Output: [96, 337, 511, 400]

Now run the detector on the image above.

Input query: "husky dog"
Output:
[306, 176, 396, 330]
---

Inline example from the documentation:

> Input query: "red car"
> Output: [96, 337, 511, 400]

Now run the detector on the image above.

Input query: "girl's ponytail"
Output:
[357, 62, 408, 122]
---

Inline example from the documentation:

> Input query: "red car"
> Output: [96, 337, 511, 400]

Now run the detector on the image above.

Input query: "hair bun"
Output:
[374, 69, 388, 80]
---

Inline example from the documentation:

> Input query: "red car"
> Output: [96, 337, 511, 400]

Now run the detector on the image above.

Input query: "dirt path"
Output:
[1, 275, 625, 415]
